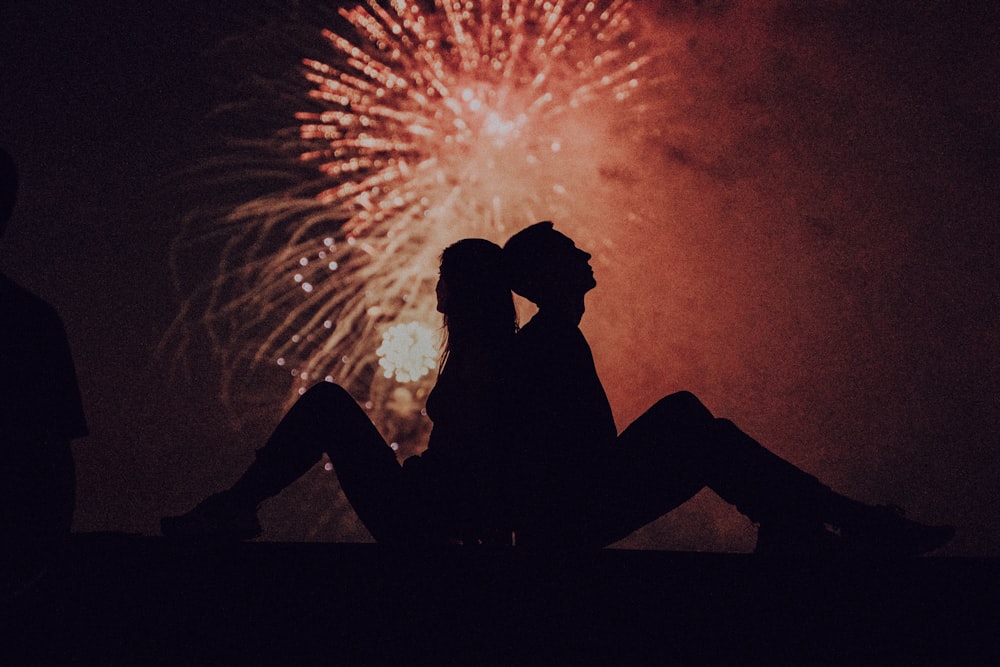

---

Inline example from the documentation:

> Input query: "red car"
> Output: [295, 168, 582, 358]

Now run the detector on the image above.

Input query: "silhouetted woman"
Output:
[162, 239, 518, 544]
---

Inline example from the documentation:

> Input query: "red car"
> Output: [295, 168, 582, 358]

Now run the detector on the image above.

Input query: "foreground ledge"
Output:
[4, 532, 997, 663]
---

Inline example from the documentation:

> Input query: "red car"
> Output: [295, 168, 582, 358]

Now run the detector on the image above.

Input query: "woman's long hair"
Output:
[438, 239, 518, 371]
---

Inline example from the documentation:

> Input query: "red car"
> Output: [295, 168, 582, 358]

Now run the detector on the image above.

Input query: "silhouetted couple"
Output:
[163, 222, 953, 556]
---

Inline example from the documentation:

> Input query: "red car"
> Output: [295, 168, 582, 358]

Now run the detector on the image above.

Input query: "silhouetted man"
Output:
[502, 221, 952, 555]
[0, 148, 87, 593]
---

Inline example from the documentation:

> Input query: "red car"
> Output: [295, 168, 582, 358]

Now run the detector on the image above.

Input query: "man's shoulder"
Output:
[512, 318, 593, 393]
[518, 313, 582, 341]
[517, 315, 588, 357]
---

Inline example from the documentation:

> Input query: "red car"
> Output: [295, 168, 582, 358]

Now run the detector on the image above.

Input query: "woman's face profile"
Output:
[435, 275, 450, 314]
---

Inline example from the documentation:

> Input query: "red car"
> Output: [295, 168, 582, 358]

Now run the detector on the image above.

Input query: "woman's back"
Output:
[406, 339, 516, 542]
[401, 238, 519, 542]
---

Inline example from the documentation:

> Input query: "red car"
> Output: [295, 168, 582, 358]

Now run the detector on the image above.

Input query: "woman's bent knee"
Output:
[300, 381, 354, 406]
[286, 382, 362, 426]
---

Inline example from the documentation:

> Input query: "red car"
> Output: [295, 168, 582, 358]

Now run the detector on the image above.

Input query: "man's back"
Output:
[505, 310, 616, 543]
[513, 311, 616, 455]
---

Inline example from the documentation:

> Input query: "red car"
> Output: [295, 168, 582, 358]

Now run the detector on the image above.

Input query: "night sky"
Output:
[2, 1, 997, 555]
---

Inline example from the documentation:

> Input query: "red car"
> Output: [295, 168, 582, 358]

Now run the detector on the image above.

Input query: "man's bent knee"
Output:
[652, 391, 713, 423]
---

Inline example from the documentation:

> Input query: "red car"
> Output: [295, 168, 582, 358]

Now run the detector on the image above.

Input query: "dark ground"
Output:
[4, 534, 998, 665]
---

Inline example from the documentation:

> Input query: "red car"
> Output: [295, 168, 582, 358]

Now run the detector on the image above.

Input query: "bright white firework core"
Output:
[376, 322, 438, 382]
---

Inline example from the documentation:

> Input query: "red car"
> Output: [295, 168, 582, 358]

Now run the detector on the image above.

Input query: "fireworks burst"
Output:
[172, 0, 661, 453]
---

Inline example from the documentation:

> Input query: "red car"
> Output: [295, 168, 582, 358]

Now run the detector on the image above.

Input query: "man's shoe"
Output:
[840, 504, 954, 556]
[160, 491, 261, 540]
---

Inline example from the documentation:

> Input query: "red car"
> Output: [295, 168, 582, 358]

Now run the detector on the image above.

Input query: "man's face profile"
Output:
[539, 229, 597, 295]
[504, 221, 596, 304]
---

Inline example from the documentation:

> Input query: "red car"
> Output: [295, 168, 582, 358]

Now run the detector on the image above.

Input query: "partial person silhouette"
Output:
[500, 221, 953, 556]
[0, 147, 88, 595]
[162, 239, 519, 544]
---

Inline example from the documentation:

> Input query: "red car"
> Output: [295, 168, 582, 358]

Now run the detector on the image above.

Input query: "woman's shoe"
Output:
[160, 491, 262, 540]
[754, 520, 840, 557]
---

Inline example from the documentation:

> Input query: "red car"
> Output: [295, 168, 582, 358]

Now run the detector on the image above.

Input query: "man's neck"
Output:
[534, 297, 585, 327]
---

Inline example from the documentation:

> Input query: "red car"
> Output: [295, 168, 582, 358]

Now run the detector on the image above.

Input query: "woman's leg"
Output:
[163, 382, 419, 543]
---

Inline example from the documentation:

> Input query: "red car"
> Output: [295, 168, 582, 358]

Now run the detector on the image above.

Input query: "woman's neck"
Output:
[442, 321, 512, 372]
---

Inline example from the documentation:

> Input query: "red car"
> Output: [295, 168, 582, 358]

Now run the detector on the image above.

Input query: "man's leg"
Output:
[585, 392, 952, 555]
[517, 391, 714, 548]
[709, 418, 957, 555]
[587, 391, 718, 546]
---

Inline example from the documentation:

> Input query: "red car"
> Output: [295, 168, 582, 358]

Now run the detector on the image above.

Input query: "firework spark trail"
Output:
[173, 0, 662, 451]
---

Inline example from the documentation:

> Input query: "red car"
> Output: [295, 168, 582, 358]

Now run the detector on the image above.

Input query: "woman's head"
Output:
[437, 238, 517, 358]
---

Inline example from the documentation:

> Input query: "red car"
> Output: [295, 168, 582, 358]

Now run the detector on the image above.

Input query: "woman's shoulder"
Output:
[432, 349, 516, 408]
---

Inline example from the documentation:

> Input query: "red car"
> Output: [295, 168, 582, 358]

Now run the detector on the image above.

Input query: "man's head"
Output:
[503, 221, 596, 306]
[0, 147, 17, 235]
